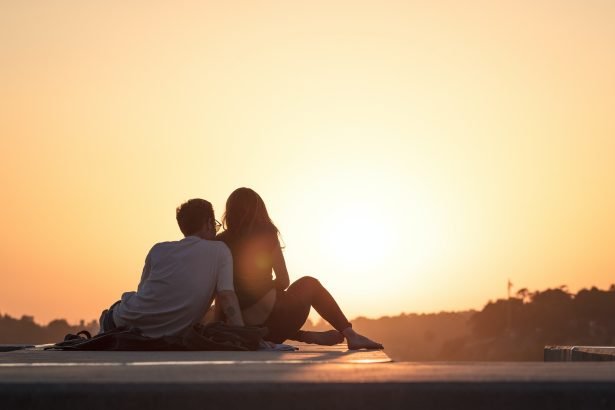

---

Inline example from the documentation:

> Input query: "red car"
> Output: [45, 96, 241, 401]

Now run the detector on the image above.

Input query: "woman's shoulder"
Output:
[217, 227, 279, 248]
[252, 226, 280, 243]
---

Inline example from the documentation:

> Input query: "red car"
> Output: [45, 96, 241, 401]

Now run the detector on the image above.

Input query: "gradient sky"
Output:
[1, 1, 614, 324]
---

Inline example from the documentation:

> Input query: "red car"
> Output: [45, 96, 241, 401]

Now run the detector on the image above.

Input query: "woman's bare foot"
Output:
[293, 330, 345, 345]
[342, 328, 384, 350]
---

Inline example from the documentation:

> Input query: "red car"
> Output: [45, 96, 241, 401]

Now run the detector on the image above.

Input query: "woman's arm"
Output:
[272, 245, 290, 291]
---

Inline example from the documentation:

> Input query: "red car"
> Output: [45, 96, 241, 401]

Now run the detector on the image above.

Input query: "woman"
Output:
[216, 187, 383, 350]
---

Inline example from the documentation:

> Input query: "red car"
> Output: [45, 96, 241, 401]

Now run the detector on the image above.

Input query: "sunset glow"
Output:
[1, 1, 614, 324]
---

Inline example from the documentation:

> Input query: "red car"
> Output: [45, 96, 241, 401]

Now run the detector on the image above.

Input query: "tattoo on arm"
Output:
[224, 306, 236, 318]
[218, 291, 244, 326]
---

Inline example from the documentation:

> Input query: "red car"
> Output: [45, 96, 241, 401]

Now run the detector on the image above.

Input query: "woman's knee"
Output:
[286, 276, 322, 302]
[295, 276, 321, 291]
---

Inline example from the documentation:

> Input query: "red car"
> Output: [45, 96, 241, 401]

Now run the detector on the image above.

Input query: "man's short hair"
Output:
[176, 199, 214, 237]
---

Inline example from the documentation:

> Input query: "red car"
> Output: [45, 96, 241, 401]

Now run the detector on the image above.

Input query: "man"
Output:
[99, 198, 244, 337]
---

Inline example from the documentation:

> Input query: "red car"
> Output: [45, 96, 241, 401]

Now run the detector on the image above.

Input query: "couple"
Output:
[100, 187, 382, 350]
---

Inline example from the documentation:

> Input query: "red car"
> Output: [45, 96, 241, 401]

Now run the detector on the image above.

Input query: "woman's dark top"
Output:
[215, 228, 280, 309]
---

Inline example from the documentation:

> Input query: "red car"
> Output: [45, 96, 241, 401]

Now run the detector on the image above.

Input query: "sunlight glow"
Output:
[1, 1, 614, 323]
[322, 204, 389, 272]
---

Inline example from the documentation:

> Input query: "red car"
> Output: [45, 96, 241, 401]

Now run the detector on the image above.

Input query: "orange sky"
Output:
[1, 1, 614, 324]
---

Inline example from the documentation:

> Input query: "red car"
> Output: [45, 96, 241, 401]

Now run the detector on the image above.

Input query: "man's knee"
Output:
[98, 309, 108, 330]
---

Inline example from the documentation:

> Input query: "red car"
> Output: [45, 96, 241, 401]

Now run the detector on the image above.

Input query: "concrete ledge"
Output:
[545, 346, 615, 362]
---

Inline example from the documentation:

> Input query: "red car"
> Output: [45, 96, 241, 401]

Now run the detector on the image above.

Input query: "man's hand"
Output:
[216, 290, 245, 327]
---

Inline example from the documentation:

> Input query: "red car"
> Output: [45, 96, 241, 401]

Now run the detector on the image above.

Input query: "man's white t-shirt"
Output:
[113, 236, 234, 338]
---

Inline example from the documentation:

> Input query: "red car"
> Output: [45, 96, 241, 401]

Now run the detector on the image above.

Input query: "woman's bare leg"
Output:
[291, 330, 344, 345]
[342, 327, 384, 350]
[266, 276, 383, 349]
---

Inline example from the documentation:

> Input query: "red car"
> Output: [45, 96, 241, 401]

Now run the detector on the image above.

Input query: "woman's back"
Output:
[216, 228, 279, 309]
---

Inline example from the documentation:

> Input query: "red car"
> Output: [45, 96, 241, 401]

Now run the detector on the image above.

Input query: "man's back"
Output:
[113, 236, 233, 338]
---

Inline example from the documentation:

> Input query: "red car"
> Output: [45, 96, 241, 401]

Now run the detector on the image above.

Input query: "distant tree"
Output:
[516, 288, 530, 303]
[470, 298, 522, 338]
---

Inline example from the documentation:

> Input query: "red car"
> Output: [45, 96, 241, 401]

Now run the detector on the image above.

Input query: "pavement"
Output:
[3, 344, 615, 409]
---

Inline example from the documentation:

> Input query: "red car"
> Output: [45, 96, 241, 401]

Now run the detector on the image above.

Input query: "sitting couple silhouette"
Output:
[100, 187, 382, 350]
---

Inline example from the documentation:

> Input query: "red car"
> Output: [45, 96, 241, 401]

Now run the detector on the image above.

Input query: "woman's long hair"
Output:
[222, 187, 280, 239]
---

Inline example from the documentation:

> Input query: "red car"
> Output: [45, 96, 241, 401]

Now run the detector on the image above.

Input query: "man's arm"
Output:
[216, 290, 244, 326]
[136, 248, 153, 292]
[215, 243, 244, 326]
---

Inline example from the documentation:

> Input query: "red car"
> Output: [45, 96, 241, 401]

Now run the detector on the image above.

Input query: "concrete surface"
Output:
[0, 344, 34, 352]
[3, 344, 615, 409]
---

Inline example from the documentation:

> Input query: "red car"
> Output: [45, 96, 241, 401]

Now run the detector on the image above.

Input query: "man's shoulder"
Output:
[204, 239, 231, 255]
[184, 237, 231, 254]
[147, 237, 197, 255]
[150, 237, 230, 256]
[148, 239, 178, 252]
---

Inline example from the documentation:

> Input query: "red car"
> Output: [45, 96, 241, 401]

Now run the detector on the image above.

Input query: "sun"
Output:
[320, 203, 390, 273]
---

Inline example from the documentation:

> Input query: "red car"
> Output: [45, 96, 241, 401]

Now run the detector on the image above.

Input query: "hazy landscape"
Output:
[3, 284, 614, 361]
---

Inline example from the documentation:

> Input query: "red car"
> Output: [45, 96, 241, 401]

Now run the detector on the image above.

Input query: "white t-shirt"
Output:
[113, 236, 234, 338]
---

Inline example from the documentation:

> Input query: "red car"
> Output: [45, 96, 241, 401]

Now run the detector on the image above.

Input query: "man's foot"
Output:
[342, 328, 384, 350]
[293, 330, 345, 345]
